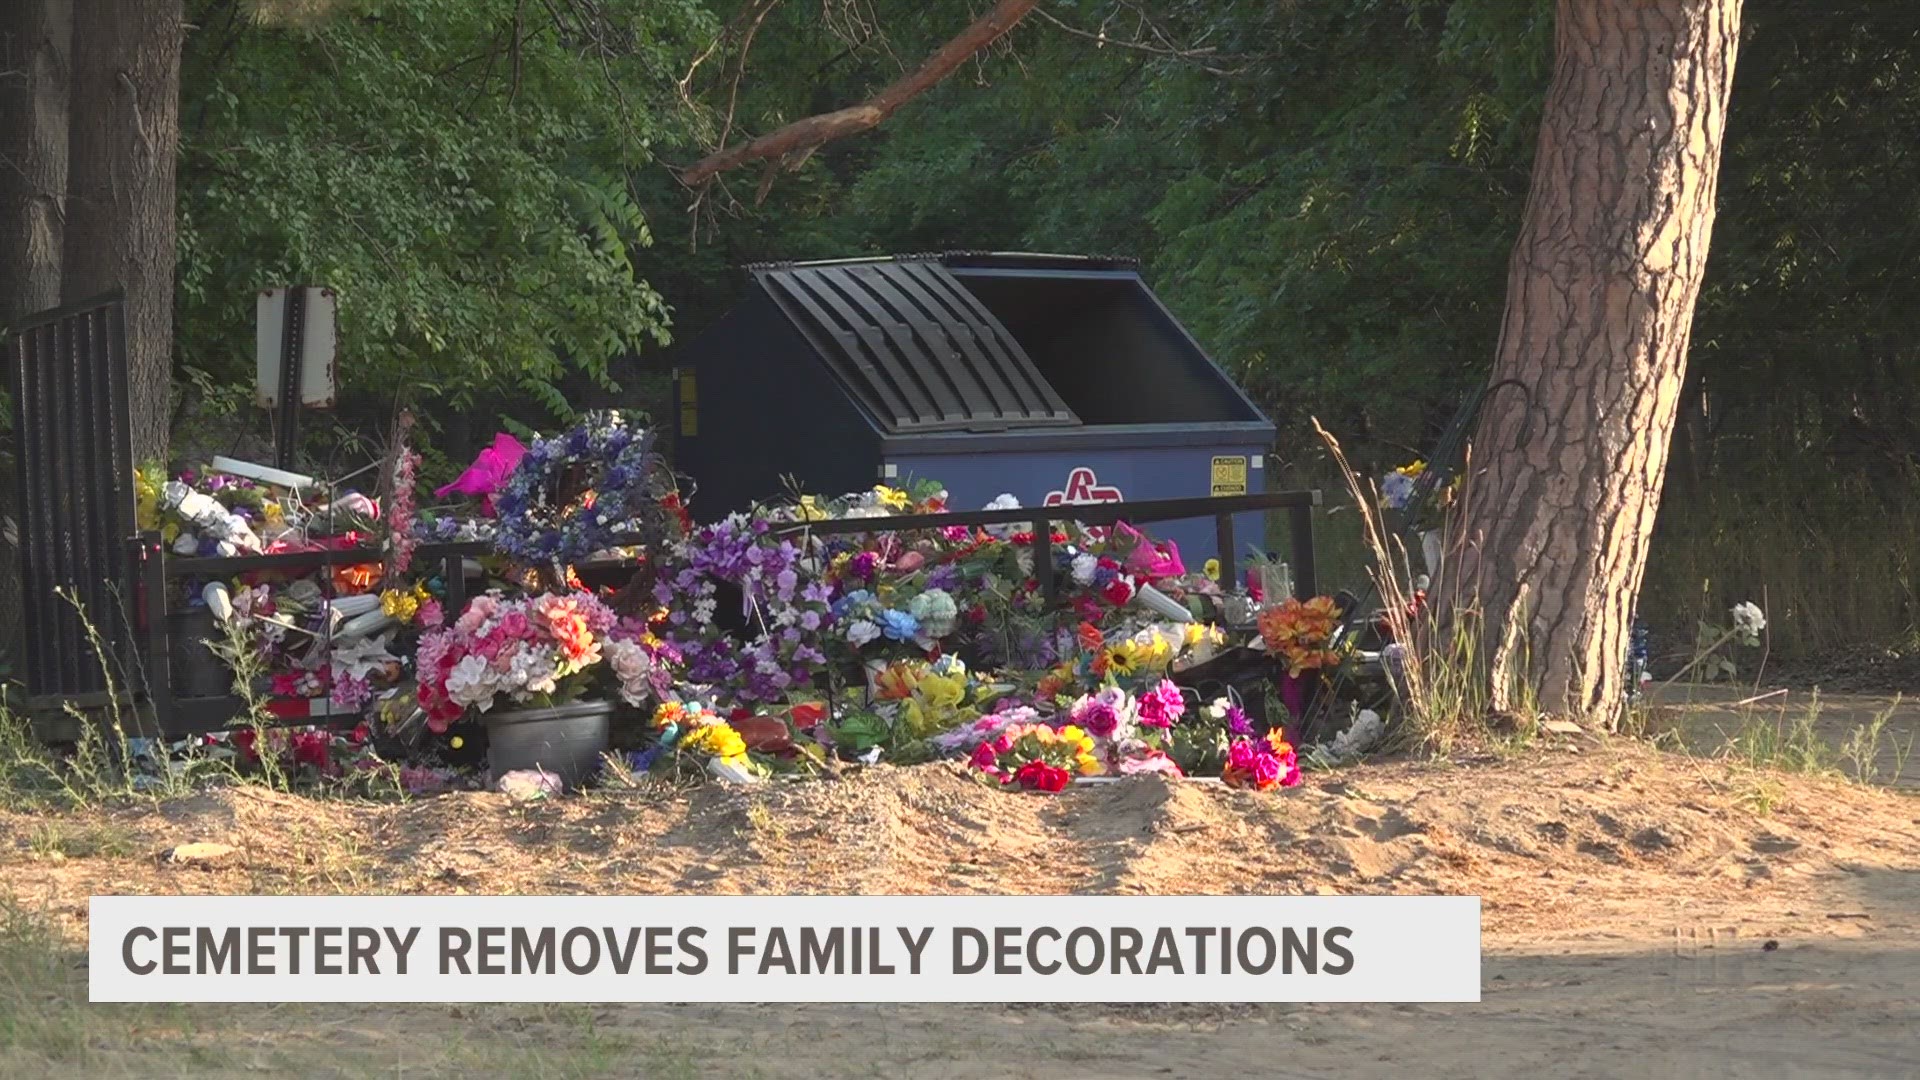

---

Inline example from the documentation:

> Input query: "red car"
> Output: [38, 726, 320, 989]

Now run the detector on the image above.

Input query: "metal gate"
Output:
[6, 292, 139, 705]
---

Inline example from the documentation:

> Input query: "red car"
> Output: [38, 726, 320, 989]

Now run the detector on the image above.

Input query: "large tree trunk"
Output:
[1453, 0, 1743, 729]
[0, 0, 73, 678]
[0, 0, 70, 323]
[62, 0, 182, 463]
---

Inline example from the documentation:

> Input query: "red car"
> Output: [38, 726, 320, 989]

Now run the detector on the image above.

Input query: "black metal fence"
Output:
[62, 490, 1316, 737]
[6, 293, 138, 707]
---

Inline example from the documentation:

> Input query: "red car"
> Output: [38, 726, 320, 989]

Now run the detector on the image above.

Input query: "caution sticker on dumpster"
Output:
[1211, 456, 1248, 496]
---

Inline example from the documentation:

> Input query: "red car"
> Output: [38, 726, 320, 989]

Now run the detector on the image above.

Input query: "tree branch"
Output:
[678, 0, 1040, 188]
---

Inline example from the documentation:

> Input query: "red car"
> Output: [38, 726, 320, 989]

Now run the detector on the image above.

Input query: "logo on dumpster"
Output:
[1043, 468, 1122, 540]
[1044, 467, 1122, 507]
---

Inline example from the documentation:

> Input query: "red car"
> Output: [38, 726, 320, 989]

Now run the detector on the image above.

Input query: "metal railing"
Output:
[35, 490, 1317, 737]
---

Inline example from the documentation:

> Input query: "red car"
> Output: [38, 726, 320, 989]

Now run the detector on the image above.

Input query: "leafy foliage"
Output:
[175, 0, 715, 430]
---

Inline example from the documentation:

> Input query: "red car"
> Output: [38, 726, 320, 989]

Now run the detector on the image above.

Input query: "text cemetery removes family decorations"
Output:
[89, 896, 1477, 1003]
[118, 923, 1355, 979]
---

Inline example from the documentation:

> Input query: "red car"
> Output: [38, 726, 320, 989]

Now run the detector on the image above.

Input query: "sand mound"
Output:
[5, 742, 1918, 947]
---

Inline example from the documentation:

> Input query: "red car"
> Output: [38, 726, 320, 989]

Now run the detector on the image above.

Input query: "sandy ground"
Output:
[3, 717, 1919, 1078]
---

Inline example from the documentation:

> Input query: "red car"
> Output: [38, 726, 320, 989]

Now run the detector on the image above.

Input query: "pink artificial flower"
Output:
[496, 610, 532, 642]
[1117, 749, 1184, 777]
[1137, 679, 1186, 729]
[436, 433, 528, 515]
[417, 599, 445, 629]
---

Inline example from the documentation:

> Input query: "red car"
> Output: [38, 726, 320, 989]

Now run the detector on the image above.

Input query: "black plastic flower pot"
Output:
[481, 699, 615, 786]
[168, 608, 231, 698]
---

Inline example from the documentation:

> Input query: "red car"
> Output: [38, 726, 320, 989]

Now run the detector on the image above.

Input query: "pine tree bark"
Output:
[0, 0, 70, 323]
[1453, 0, 1744, 728]
[62, 0, 182, 462]
[0, 0, 73, 678]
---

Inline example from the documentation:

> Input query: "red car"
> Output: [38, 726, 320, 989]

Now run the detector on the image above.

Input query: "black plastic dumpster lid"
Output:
[751, 257, 1080, 435]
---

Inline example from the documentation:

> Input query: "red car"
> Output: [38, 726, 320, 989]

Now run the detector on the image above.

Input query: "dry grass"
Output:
[0, 896, 711, 1078]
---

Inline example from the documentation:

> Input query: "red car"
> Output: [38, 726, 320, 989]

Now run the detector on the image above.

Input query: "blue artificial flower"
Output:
[879, 608, 920, 642]
[832, 590, 874, 618]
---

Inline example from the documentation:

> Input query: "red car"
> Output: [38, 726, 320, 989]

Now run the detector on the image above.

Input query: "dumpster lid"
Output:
[752, 258, 1079, 435]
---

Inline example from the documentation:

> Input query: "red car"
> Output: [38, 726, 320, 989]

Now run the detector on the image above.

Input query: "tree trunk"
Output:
[0, 0, 73, 678]
[1452, 0, 1743, 729]
[0, 0, 71, 323]
[62, 0, 182, 463]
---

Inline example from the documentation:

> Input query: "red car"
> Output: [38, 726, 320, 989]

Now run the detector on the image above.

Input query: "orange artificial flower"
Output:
[333, 562, 382, 596]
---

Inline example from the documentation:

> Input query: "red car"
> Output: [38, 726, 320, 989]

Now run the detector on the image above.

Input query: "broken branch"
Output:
[678, 0, 1041, 188]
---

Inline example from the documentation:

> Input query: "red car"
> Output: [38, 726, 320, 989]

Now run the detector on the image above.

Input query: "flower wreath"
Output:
[492, 411, 674, 567]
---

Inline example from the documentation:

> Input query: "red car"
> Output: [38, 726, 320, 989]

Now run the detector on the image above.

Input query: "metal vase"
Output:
[482, 699, 615, 786]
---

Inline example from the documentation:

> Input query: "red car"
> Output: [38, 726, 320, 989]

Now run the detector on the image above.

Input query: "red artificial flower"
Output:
[1013, 759, 1071, 792]
[350, 722, 373, 745]
[290, 729, 332, 772]
[789, 702, 827, 730]
[232, 728, 259, 762]
[969, 743, 1000, 772]
[964, 604, 988, 626]
[1077, 622, 1105, 651]
[270, 673, 301, 697]
[1101, 577, 1134, 606]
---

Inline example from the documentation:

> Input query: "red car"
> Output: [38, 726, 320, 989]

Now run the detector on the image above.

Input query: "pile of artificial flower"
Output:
[178, 408, 1355, 798]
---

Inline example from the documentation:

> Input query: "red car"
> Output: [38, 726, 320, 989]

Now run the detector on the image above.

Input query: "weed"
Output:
[1837, 695, 1914, 786]
[25, 819, 137, 861]
[1721, 692, 1840, 778]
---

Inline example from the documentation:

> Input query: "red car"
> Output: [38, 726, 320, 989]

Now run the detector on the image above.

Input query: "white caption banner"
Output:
[90, 894, 1480, 1003]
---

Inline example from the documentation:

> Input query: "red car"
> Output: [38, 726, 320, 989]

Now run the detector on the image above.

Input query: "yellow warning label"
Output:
[678, 372, 698, 437]
[1211, 455, 1248, 497]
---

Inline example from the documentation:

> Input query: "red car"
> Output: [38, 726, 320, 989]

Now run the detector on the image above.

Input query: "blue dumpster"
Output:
[672, 252, 1277, 565]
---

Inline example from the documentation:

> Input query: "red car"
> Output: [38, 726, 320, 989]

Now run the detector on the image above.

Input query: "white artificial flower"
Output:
[506, 648, 559, 696]
[982, 494, 1027, 539]
[445, 654, 498, 709]
[845, 619, 881, 647]
[1730, 601, 1767, 642]
[1070, 553, 1099, 586]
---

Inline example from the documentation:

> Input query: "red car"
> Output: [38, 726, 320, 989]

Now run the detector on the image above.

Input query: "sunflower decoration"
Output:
[1257, 596, 1344, 677]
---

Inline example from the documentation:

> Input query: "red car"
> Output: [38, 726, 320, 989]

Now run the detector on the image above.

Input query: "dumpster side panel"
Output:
[888, 445, 1277, 571]
[674, 296, 882, 520]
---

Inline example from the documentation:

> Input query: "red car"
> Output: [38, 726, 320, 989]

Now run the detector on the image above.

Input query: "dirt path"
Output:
[4, 737, 1917, 1078]
[1647, 683, 1919, 788]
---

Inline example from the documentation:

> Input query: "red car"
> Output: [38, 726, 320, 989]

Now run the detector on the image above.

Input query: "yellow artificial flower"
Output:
[873, 485, 910, 510]
[1396, 459, 1428, 479]
[380, 587, 421, 621]
[1076, 753, 1104, 776]
[797, 495, 826, 522]
[1103, 647, 1137, 678]
[134, 463, 164, 531]
[1182, 622, 1209, 647]
[918, 672, 966, 712]
[1203, 558, 1221, 581]
[682, 723, 746, 761]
